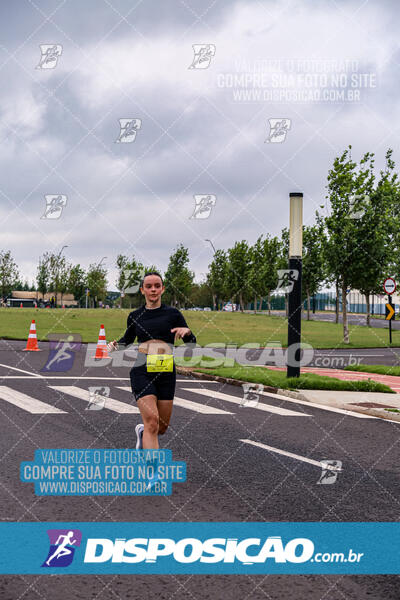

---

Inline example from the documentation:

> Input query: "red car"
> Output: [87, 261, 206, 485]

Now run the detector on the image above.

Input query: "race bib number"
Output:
[146, 354, 174, 372]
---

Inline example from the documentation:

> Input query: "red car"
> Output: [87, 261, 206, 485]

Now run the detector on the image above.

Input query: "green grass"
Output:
[193, 364, 394, 393]
[0, 307, 399, 349]
[345, 364, 400, 376]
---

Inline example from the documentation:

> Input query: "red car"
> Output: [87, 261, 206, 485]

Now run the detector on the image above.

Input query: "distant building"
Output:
[6, 291, 78, 308]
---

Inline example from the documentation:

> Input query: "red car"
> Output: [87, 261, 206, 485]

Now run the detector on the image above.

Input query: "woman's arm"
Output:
[108, 312, 137, 351]
[171, 309, 196, 344]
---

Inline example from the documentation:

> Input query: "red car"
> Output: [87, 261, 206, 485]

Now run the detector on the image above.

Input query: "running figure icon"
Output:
[45, 531, 77, 566]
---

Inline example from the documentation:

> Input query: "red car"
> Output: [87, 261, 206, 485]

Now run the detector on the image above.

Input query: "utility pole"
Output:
[287, 193, 303, 378]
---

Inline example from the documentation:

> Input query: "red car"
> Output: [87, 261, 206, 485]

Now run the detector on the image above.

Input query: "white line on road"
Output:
[240, 439, 343, 471]
[117, 387, 232, 414]
[182, 388, 310, 416]
[0, 364, 44, 378]
[49, 386, 139, 414]
[0, 386, 66, 414]
[0, 376, 131, 380]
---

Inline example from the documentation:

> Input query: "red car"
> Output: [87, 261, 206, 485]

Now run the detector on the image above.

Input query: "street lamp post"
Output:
[287, 192, 303, 378]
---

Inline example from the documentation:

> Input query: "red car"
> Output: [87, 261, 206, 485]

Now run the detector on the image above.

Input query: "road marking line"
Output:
[174, 397, 233, 414]
[0, 386, 66, 414]
[0, 364, 44, 378]
[49, 386, 139, 414]
[181, 388, 310, 416]
[240, 439, 343, 471]
[258, 391, 378, 419]
[0, 376, 132, 380]
[117, 387, 232, 414]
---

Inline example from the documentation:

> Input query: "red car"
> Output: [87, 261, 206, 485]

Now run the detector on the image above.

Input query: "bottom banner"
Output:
[0, 522, 398, 574]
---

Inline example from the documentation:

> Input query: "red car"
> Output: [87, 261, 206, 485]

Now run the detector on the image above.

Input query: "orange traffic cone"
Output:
[22, 320, 41, 351]
[93, 324, 109, 359]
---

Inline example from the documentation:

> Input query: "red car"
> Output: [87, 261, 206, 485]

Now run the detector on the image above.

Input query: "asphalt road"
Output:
[0, 340, 399, 599]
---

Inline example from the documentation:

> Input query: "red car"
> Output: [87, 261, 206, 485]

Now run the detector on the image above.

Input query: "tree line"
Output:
[1, 146, 399, 343]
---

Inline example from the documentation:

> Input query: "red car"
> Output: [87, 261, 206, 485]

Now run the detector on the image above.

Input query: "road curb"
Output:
[176, 367, 400, 423]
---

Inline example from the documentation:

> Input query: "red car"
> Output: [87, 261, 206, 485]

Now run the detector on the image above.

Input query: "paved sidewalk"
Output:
[267, 366, 400, 393]
[298, 390, 400, 422]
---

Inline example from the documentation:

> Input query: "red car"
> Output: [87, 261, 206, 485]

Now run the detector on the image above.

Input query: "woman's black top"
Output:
[117, 303, 196, 348]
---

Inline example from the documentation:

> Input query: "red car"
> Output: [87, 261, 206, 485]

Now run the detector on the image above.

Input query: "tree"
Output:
[87, 263, 108, 308]
[206, 249, 228, 310]
[116, 254, 145, 309]
[48, 253, 68, 307]
[248, 237, 265, 313]
[226, 241, 251, 312]
[68, 264, 86, 307]
[189, 281, 213, 308]
[0, 250, 19, 299]
[320, 146, 375, 343]
[164, 245, 194, 308]
[248, 235, 280, 313]
[276, 228, 290, 316]
[262, 235, 281, 314]
[351, 149, 398, 325]
[302, 224, 326, 320]
[37, 253, 50, 299]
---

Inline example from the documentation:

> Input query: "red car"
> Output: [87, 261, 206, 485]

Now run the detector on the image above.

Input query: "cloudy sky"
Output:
[0, 0, 399, 290]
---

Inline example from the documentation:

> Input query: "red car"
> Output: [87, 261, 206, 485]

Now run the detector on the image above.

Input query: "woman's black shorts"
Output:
[129, 362, 176, 401]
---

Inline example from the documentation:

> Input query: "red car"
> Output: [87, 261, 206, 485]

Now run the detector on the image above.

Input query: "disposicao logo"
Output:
[83, 536, 314, 564]
[42, 529, 82, 567]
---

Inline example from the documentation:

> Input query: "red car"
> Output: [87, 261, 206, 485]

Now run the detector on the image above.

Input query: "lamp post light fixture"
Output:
[287, 192, 303, 378]
[205, 238, 216, 254]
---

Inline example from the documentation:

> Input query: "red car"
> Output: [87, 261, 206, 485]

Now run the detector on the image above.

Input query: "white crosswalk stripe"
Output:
[49, 386, 139, 414]
[181, 388, 311, 416]
[0, 386, 66, 414]
[117, 387, 232, 414]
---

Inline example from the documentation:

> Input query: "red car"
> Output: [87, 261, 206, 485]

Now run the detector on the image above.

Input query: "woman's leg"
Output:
[137, 394, 160, 449]
[157, 400, 173, 435]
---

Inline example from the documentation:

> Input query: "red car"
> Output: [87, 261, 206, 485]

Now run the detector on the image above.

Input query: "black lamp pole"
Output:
[287, 192, 303, 378]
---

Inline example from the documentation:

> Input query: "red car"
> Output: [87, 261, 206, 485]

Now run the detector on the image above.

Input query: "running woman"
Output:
[108, 272, 196, 450]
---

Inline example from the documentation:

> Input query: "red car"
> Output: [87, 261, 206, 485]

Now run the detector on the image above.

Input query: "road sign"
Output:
[385, 303, 395, 321]
[383, 277, 396, 295]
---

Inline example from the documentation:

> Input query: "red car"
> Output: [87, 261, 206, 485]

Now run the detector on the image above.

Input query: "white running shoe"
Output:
[135, 423, 144, 449]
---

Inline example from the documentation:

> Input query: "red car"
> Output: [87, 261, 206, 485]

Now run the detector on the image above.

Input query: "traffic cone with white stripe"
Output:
[93, 324, 110, 359]
[22, 319, 41, 351]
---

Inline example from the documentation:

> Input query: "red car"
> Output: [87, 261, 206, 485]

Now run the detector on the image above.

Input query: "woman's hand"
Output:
[107, 340, 118, 353]
[171, 327, 191, 342]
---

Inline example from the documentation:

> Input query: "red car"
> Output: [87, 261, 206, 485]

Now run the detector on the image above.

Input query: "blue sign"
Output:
[0, 522, 398, 574]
